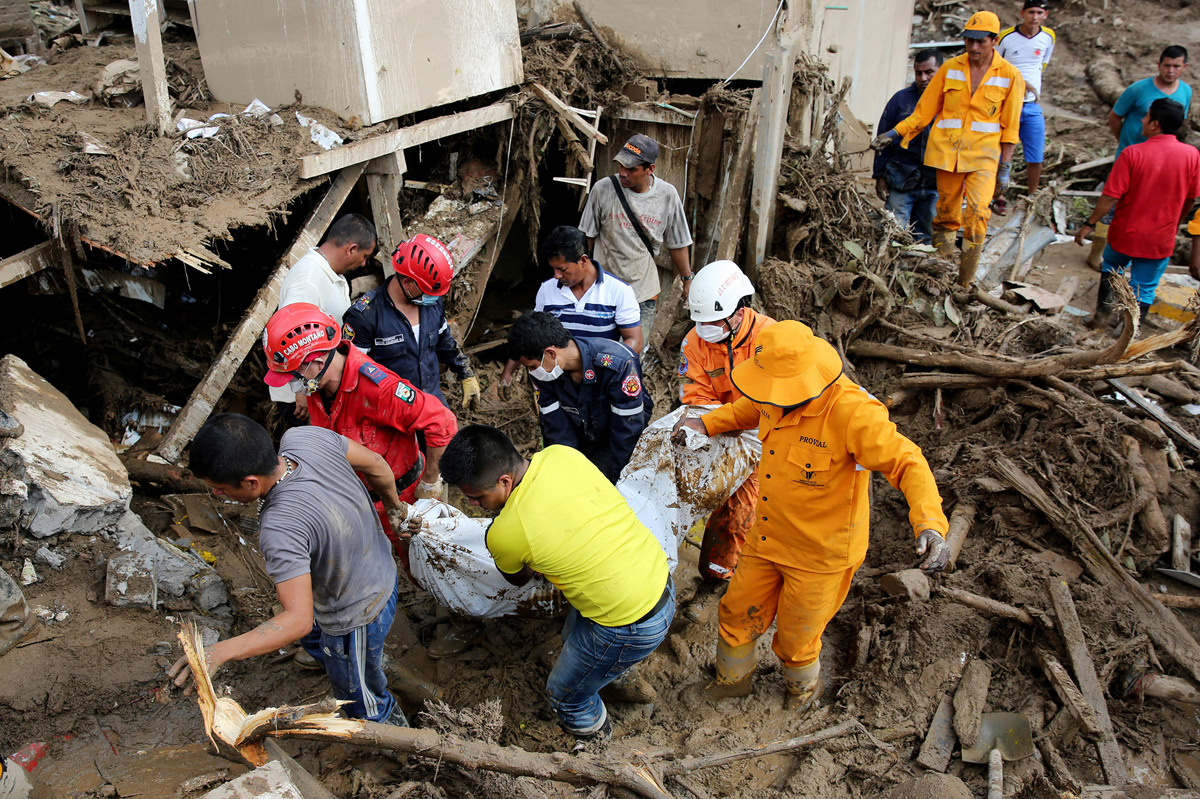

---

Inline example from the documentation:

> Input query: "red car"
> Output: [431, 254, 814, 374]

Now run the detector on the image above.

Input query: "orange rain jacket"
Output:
[893, 52, 1025, 174]
[678, 309, 776, 405]
[701, 375, 948, 573]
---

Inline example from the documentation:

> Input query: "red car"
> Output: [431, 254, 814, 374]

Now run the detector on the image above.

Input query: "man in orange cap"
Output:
[674, 322, 949, 711]
[872, 10, 1024, 287]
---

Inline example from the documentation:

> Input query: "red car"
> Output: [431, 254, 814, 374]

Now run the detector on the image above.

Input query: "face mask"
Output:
[286, 377, 306, 395]
[696, 322, 731, 343]
[528, 351, 563, 382]
[401, 278, 440, 307]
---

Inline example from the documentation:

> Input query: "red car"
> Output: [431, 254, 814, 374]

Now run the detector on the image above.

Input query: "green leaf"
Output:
[814, 282, 838, 308]
[842, 240, 865, 262]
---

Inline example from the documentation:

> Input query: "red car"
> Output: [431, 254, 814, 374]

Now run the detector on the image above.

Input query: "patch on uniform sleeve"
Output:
[584, 369, 596, 381]
[677, 352, 688, 376]
[394, 381, 416, 404]
[706, 367, 725, 378]
[342, 323, 355, 342]
[359, 363, 386, 384]
[599, 353, 615, 368]
[621, 374, 642, 397]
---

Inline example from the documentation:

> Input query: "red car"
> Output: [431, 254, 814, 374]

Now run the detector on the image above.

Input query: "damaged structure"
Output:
[6, 0, 1200, 798]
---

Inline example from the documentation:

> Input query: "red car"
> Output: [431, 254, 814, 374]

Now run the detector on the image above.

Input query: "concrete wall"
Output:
[193, 0, 524, 125]
[817, 0, 917, 128]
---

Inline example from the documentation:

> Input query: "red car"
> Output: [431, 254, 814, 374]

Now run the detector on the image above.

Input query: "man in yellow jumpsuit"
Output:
[872, 11, 1025, 287]
[674, 322, 950, 710]
[677, 260, 775, 623]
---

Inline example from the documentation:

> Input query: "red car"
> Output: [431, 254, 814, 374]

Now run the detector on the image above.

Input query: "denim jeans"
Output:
[885, 185, 938, 244]
[301, 577, 400, 724]
[1100, 243, 1170, 305]
[545, 580, 675, 735]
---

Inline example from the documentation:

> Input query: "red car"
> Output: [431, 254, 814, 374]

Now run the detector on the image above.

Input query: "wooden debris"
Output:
[880, 569, 930, 601]
[119, 454, 208, 493]
[0, 241, 56, 290]
[129, 0, 171, 135]
[571, 1, 616, 57]
[1033, 647, 1105, 741]
[953, 659, 992, 749]
[1060, 360, 1187, 381]
[1131, 672, 1200, 704]
[1046, 578, 1127, 786]
[530, 83, 609, 144]
[1107, 379, 1200, 455]
[748, 46, 798, 276]
[935, 585, 1049, 629]
[1040, 375, 1168, 448]
[946, 501, 978, 571]
[554, 115, 595, 174]
[916, 693, 957, 772]
[1123, 436, 1171, 555]
[1085, 57, 1124, 107]
[1149, 592, 1200, 609]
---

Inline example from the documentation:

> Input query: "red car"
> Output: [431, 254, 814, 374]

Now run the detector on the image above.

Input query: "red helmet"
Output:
[262, 303, 341, 386]
[392, 234, 454, 296]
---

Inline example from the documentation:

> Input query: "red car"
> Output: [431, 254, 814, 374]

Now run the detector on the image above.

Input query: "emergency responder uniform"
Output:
[685, 322, 949, 710]
[532, 337, 652, 483]
[890, 12, 1025, 286]
[678, 261, 776, 587]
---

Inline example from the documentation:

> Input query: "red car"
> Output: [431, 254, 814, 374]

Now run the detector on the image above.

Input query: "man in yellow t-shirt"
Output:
[439, 425, 673, 747]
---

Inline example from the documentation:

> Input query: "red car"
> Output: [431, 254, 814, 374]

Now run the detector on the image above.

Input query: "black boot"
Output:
[1139, 302, 1151, 326]
[1087, 272, 1115, 330]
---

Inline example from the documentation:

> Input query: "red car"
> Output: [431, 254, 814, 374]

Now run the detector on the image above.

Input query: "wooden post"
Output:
[747, 45, 796, 280]
[709, 90, 760, 265]
[0, 241, 56, 289]
[366, 150, 407, 267]
[156, 164, 367, 463]
[128, 0, 171, 135]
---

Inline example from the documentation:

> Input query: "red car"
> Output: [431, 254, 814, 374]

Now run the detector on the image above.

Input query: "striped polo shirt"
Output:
[534, 261, 641, 340]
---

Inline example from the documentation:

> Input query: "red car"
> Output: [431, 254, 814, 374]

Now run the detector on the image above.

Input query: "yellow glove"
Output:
[461, 376, 481, 409]
[415, 478, 444, 501]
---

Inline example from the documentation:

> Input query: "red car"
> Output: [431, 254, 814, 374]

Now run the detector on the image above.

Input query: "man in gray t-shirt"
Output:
[580, 134, 694, 340]
[169, 414, 408, 726]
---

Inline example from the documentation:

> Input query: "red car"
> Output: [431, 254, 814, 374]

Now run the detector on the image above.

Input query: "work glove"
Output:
[915, 529, 950, 574]
[386, 505, 416, 544]
[997, 161, 1012, 190]
[461, 376, 481, 410]
[869, 130, 899, 152]
[415, 478, 445, 502]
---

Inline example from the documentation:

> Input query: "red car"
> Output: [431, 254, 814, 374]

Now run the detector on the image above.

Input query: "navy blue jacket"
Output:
[532, 336, 652, 482]
[873, 83, 936, 190]
[341, 276, 471, 409]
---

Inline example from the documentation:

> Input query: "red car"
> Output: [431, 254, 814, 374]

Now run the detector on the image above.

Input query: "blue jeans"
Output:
[1100, 243, 1169, 305]
[301, 577, 400, 724]
[885, 185, 938, 244]
[546, 580, 675, 735]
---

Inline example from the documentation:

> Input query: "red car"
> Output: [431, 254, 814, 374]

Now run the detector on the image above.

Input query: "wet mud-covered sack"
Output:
[0, 565, 37, 657]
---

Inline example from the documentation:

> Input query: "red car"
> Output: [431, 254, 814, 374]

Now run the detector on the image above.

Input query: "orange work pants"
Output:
[933, 168, 997, 247]
[717, 550, 862, 668]
[698, 471, 759, 581]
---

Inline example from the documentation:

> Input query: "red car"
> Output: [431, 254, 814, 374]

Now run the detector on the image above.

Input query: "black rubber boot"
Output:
[1087, 272, 1115, 330]
[1139, 302, 1151, 326]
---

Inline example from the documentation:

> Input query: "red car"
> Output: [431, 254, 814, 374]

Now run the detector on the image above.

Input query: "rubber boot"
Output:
[1086, 222, 1108, 271]
[428, 620, 484, 659]
[1087, 272, 1115, 330]
[701, 639, 757, 700]
[932, 228, 956, 260]
[957, 240, 982, 287]
[782, 660, 824, 712]
[601, 668, 658, 704]
[682, 579, 727, 625]
[1139, 302, 1152, 327]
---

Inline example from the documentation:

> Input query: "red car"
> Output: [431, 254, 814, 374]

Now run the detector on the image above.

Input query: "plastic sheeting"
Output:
[405, 405, 762, 618]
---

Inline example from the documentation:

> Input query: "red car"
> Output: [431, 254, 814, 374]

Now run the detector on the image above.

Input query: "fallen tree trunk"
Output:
[953, 287, 1028, 316]
[935, 585, 1051, 630]
[120, 454, 208, 493]
[946, 501, 978, 571]
[1086, 57, 1124, 107]
[1060, 360, 1186, 381]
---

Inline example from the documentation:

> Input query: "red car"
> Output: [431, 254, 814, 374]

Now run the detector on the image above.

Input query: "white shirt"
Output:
[269, 247, 351, 402]
[534, 266, 641, 340]
[996, 25, 1055, 103]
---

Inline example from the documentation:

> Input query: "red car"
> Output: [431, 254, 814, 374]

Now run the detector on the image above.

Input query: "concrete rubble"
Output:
[109, 510, 229, 612]
[200, 761, 305, 799]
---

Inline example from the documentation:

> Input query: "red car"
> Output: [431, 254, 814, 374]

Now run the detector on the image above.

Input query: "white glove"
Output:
[415, 478, 444, 501]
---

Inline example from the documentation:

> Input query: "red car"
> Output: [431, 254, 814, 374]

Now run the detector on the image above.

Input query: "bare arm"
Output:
[1107, 111, 1122, 140]
[421, 445, 445, 483]
[669, 247, 693, 300]
[170, 574, 313, 689]
[619, 325, 643, 353]
[500, 564, 535, 587]
[1000, 143, 1016, 164]
[344, 437, 401, 510]
[1074, 195, 1120, 246]
[585, 235, 595, 256]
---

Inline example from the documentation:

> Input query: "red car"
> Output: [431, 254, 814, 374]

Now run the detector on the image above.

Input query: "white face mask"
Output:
[696, 322, 731, 343]
[286, 377, 306, 395]
[528, 351, 563, 382]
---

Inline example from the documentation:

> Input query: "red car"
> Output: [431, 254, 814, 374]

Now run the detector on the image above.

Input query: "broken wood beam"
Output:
[934, 585, 1051, 630]
[899, 373, 999, 390]
[1106, 378, 1200, 455]
[119, 454, 208, 493]
[748, 45, 796, 277]
[459, 167, 525, 338]
[946, 501, 978, 571]
[261, 739, 337, 799]
[129, 0, 171, 135]
[710, 90, 760, 264]
[1046, 578, 1127, 785]
[953, 658, 992, 748]
[530, 83, 609, 145]
[0, 241, 56, 289]
[298, 103, 515, 179]
[953, 286, 1029, 316]
[1060, 360, 1187, 381]
[1151, 592, 1200, 609]
[1034, 646, 1106, 741]
[554, 115, 595, 174]
[916, 693, 956, 772]
[1131, 672, 1200, 704]
[1123, 435, 1171, 555]
[156, 164, 367, 463]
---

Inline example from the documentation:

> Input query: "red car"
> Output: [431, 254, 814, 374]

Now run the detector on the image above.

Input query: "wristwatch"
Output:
[682, 274, 693, 282]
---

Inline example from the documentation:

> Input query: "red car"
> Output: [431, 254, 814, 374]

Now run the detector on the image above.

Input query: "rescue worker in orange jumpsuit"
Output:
[673, 321, 949, 711]
[676, 261, 775, 624]
[262, 303, 458, 562]
[871, 10, 1025, 287]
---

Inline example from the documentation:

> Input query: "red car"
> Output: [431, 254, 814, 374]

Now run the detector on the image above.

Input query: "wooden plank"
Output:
[0, 241, 56, 289]
[1047, 579, 1127, 785]
[1033, 646, 1106, 741]
[1067, 155, 1115, 174]
[298, 103, 514, 179]
[712, 90, 761, 264]
[530, 83, 609, 145]
[1049, 276, 1081, 323]
[1174, 515, 1193, 573]
[1106, 378, 1200, 455]
[617, 105, 697, 126]
[915, 693, 956, 772]
[747, 45, 795, 278]
[458, 166, 525, 338]
[129, 0, 171, 135]
[366, 173, 403, 265]
[156, 164, 366, 463]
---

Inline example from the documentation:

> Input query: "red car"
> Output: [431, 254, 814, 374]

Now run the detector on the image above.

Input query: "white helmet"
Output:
[687, 260, 755, 323]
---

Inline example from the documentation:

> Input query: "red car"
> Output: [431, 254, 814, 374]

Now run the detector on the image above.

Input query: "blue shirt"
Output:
[531, 336, 653, 483]
[340, 277, 471, 409]
[534, 261, 641, 342]
[873, 82, 936, 188]
[1112, 77, 1193, 155]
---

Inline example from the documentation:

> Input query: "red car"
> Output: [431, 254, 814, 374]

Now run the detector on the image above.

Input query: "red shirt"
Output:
[1105, 133, 1200, 259]
[306, 346, 458, 502]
